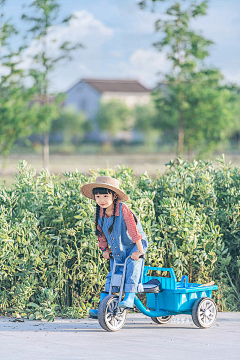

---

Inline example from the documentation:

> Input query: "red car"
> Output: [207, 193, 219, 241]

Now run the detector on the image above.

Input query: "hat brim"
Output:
[81, 182, 129, 201]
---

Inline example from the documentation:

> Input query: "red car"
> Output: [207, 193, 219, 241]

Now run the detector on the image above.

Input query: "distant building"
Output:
[65, 78, 151, 119]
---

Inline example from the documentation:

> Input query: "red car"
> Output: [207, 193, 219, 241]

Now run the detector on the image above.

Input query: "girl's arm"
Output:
[97, 224, 108, 250]
[131, 239, 144, 260]
[122, 204, 144, 260]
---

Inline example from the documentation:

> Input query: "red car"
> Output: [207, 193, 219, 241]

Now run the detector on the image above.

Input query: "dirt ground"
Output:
[1, 152, 240, 186]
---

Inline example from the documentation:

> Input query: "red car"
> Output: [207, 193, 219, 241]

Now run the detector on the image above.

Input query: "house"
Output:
[65, 78, 151, 120]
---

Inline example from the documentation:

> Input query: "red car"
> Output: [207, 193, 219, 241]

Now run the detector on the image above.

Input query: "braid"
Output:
[95, 204, 101, 236]
[95, 205, 106, 236]
[101, 208, 106, 229]
[108, 197, 118, 234]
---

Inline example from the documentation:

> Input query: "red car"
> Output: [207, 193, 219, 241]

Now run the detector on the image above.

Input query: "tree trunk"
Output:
[177, 107, 184, 155]
[43, 132, 49, 170]
[188, 146, 193, 161]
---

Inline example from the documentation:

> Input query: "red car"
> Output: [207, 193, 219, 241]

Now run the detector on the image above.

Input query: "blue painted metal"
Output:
[134, 296, 192, 317]
[180, 275, 188, 288]
[134, 295, 169, 317]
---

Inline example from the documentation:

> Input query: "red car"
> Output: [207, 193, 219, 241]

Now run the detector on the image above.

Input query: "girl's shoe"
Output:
[119, 292, 135, 309]
[89, 292, 108, 318]
[89, 309, 98, 318]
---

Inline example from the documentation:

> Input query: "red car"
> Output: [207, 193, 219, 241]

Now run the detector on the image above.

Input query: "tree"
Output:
[229, 89, 240, 149]
[0, 0, 38, 168]
[51, 107, 90, 145]
[96, 99, 134, 137]
[152, 70, 238, 156]
[134, 100, 160, 149]
[22, 0, 83, 169]
[140, 0, 238, 156]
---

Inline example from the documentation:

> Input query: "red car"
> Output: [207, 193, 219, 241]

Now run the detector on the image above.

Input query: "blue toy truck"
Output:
[98, 256, 218, 332]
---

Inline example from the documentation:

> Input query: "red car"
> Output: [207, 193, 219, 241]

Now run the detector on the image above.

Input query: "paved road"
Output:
[0, 312, 239, 360]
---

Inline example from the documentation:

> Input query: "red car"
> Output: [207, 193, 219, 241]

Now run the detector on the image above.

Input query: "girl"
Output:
[81, 176, 148, 318]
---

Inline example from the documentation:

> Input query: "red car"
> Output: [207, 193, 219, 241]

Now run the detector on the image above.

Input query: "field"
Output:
[1, 152, 240, 186]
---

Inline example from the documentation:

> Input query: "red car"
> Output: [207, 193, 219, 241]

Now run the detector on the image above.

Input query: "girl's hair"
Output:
[93, 187, 118, 236]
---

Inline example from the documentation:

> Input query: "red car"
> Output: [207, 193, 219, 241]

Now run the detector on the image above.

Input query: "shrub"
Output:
[0, 156, 239, 320]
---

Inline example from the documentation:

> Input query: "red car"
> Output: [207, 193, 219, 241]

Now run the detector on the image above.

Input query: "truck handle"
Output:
[143, 266, 177, 282]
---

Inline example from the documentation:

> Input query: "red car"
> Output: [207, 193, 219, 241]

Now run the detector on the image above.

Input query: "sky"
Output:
[2, 0, 240, 93]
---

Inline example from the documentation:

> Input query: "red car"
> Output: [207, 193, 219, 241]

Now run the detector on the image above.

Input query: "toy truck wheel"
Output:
[192, 297, 217, 329]
[151, 316, 173, 324]
[98, 295, 127, 332]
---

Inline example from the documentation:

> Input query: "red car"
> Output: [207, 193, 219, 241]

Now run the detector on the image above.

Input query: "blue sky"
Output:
[3, 0, 240, 92]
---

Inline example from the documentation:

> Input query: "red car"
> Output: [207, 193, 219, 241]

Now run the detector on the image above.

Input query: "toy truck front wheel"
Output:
[98, 295, 127, 332]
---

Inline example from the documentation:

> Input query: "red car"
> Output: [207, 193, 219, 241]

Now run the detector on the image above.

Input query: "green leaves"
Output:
[0, 158, 240, 318]
[96, 99, 134, 137]
[141, 0, 238, 156]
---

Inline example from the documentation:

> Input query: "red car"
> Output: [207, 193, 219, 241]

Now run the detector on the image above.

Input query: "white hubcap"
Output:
[199, 299, 216, 327]
[105, 298, 126, 330]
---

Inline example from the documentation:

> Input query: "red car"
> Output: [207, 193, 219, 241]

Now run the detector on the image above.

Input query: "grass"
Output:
[1, 151, 240, 187]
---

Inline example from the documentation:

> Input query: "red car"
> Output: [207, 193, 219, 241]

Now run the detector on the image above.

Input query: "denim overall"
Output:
[98, 202, 148, 293]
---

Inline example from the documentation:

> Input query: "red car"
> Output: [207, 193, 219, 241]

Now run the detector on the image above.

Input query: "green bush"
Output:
[0, 156, 239, 320]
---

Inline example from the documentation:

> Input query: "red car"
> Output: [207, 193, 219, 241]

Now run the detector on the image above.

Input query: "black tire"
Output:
[192, 297, 217, 329]
[151, 316, 173, 324]
[98, 295, 127, 332]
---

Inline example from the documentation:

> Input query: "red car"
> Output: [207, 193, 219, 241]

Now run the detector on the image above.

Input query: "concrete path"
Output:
[0, 312, 239, 360]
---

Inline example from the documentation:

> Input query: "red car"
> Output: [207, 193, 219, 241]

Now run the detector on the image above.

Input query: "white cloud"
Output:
[24, 10, 113, 59]
[111, 50, 125, 59]
[0, 64, 11, 78]
[115, 48, 171, 88]
[221, 69, 240, 85]
[17, 10, 114, 91]
[192, 2, 240, 43]
[3, 1, 239, 92]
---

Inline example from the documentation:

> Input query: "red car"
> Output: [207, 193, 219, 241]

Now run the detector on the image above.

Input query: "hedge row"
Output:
[0, 156, 239, 320]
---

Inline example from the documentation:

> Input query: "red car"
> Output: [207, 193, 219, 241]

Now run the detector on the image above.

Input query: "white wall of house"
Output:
[65, 82, 101, 119]
[101, 92, 150, 108]
[65, 81, 151, 123]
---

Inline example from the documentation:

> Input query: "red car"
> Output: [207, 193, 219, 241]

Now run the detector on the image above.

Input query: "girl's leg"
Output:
[124, 257, 144, 293]
[119, 258, 144, 308]
[105, 257, 124, 293]
[104, 270, 112, 292]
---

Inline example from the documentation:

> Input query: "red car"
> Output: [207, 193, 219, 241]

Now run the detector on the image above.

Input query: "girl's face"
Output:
[95, 192, 114, 209]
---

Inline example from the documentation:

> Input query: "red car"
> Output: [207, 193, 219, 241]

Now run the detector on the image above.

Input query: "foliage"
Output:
[22, 0, 84, 167]
[0, 86, 37, 158]
[135, 101, 157, 133]
[0, 156, 240, 321]
[51, 107, 90, 145]
[0, 0, 38, 162]
[96, 99, 134, 137]
[140, 0, 238, 156]
[134, 101, 160, 149]
[22, 0, 83, 96]
[153, 71, 238, 156]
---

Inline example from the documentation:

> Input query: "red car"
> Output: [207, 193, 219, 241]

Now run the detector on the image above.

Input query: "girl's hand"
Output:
[131, 251, 143, 260]
[103, 249, 112, 259]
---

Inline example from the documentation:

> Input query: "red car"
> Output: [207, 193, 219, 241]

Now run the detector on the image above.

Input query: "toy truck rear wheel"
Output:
[151, 316, 173, 324]
[192, 297, 217, 329]
[98, 295, 127, 332]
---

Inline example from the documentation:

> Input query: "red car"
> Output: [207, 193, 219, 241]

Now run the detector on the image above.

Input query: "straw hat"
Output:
[81, 176, 129, 201]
